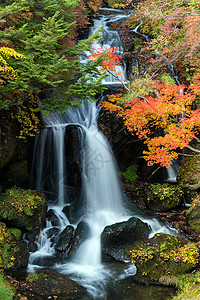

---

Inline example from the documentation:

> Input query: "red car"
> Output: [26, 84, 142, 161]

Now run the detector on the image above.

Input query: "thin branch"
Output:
[147, 165, 161, 179]
[106, 69, 130, 92]
[186, 145, 200, 154]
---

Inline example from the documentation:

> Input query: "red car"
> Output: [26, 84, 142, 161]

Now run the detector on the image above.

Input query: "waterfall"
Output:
[29, 11, 178, 298]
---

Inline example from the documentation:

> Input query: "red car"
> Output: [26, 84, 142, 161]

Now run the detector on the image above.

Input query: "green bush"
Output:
[121, 164, 138, 183]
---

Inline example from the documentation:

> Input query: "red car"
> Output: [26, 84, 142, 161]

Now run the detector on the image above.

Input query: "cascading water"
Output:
[81, 14, 127, 86]
[29, 11, 178, 299]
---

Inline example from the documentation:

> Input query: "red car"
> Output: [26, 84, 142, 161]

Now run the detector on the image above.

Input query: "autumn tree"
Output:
[102, 80, 200, 168]
[126, 0, 200, 82]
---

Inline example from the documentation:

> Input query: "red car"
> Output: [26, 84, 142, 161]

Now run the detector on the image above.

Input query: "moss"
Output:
[0, 273, 15, 300]
[0, 222, 19, 269]
[8, 228, 21, 240]
[26, 273, 50, 284]
[127, 234, 199, 282]
[145, 183, 183, 211]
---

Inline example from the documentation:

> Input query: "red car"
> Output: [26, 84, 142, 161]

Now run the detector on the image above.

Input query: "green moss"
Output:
[26, 273, 50, 284]
[8, 228, 21, 240]
[0, 273, 15, 300]
[127, 234, 199, 281]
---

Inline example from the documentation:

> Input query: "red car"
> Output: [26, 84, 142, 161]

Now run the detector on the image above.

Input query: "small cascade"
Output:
[81, 14, 127, 86]
[165, 161, 180, 183]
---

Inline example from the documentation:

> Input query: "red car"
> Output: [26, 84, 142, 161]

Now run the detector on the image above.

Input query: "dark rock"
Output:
[13, 241, 29, 269]
[28, 241, 38, 252]
[186, 195, 200, 233]
[101, 217, 151, 262]
[55, 225, 75, 252]
[31, 256, 57, 267]
[46, 227, 60, 244]
[127, 233, 200, 284]
[68, 220, 90, 258]
[26, 270, 85, 300]
[46, 209, 60, 227]
[0, 113, 17, 171]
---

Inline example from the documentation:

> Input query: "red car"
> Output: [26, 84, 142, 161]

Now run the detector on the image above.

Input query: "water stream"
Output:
[29, 11, 177, 299]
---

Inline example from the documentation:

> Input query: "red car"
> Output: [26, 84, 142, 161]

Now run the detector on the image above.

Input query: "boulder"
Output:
[46, 209, 60, 227]
[144, 183, 183, 211]
[0, 187, 47, 232]
[26, 270, 85, 299]
[127, 233, 200, 284]
[55, 225, 75, 252]
[68, 220, 90, 258]
[101, 217, 151, 262]
[186, 195, 200, 233]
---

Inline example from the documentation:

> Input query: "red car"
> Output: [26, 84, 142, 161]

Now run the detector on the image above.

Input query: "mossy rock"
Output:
[127, 233, 200, 284]
[0, 187, 47, 231]
[26, 270, 85, 299]
[186, 195, 200, 233]
[145, 183, 183, 211]
[177, 156, 200, 190]
[0, 222, 28, 270]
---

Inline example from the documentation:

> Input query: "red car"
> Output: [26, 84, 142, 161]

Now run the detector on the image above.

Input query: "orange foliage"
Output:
[87, 48, 123, 73]
[102, 80, 200, 167]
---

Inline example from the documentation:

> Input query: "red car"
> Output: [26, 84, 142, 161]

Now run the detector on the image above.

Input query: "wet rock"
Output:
[68, 220, 90, 258]
[127, 233, 200, 284]
[55, 225, 75, 252]
[28, 241, 38, 252]
[144, 183, 183, 212]
[186, 195, 200, 233]
[46, 227, 60, 244]
[32, 256, 57, 267]
[101, 217, 150, 262]
[26, 270, 85, 299]
[46, 209, 60, 227]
